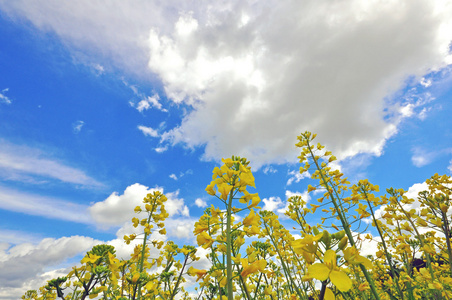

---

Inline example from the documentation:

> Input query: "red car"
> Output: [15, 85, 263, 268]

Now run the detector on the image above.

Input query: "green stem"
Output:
[305, 140, 381, 300]
[226, 186, 234, 300]
[363, 188, 404, 300]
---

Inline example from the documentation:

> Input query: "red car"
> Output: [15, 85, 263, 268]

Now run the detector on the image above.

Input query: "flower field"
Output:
[23, 132, 452, 300]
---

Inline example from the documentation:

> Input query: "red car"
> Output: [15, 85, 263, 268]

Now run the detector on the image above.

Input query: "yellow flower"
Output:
[241, 259, 267, 278]
[243, 209, 259, 227]
[240, 171, 255, 187]
[292, 233, 323, 254]
[205, 182, 216, 196]
[343, 246, 373, 269]
[196, 231, 214, 249]
[217, 183, 233, 200]
[131, 272, 140, 283]
[193, 223, 209, 235]
[307, 249, 352, 292]
[428, 281, 443, 290]
[188, 267, 207, 281]
[81, 254, 101, 264]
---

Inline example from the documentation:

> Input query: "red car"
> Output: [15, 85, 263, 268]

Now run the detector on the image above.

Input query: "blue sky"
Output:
[0, 1, 452, 298]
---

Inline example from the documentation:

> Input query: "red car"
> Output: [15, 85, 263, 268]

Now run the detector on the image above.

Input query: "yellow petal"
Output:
[329, 270, 352, 292]
[324, 287, 335, 300]
[307, 263, 330, 281]
[357, 256, 373, 270]
[324, 250, 337, 267]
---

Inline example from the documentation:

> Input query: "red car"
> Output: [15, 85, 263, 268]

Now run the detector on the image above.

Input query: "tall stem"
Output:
[226, 188, 234, 300]
[306, 140, 381, 300]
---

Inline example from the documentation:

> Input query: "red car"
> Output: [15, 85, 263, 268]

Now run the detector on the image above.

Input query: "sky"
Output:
[0, 0, 452, 298]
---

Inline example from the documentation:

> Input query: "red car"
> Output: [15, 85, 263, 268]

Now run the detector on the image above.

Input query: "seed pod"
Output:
[322, 230, 331, 248]
[338, 235, 348, 250]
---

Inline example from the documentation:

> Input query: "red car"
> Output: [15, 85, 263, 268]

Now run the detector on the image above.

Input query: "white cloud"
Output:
[138, 125, 159, 137]
[169, 169, 193, 181]
[0, 235, 98, 290]
[448, 159, 452, 173]
[89, 184, 190, 228]
[89, 183, 160, 227]
[132, 94, 167, 112]
[194, 198, 207, 208]
[411, 147, 452, 167]
[0, 140, 102, 187]
[0, 187, 92, 224]
[155, 145, 168, 153]
[150, 1, 452, 167]
[72, 120, 84, 133]
[0, 230, 43, 251]
[2, 1, 452, 168]
[286, 169, 310, 186]
[262, 196, 283, 212]
[0, 88, 12, 104]
[262, 165, 277, 174]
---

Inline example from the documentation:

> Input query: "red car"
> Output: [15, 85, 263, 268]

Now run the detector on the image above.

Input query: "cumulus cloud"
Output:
[262, 196, 284, 212]
[0, 140, 102, 187]
[0, 88, 12, 104]
[194, 198, 207, 208]
[89, 183, 189, 228]
[2, 1, 452, 168]
[150, 1, 452, 167]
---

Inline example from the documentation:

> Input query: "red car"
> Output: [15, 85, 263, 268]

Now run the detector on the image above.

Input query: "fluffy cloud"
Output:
[2, 1, 451, 168]
[262, 196, 284, 212]
[0, 140, 102, 186]
[89, 183, 160, 226]
[89, 183, 190, 228]
[150, 1, 452, 167]
[194, 198, 207, 208]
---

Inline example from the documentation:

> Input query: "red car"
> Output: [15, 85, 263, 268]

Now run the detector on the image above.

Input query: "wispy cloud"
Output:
[411, 147, 452, 167]
[0, 187, 92, 224]
[137, 125, 159, 138]
[0, 140, 102, 187]
[286, 169, 310, 186]
[72, 120, 84, 133]
[0, 88, 12, 104]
